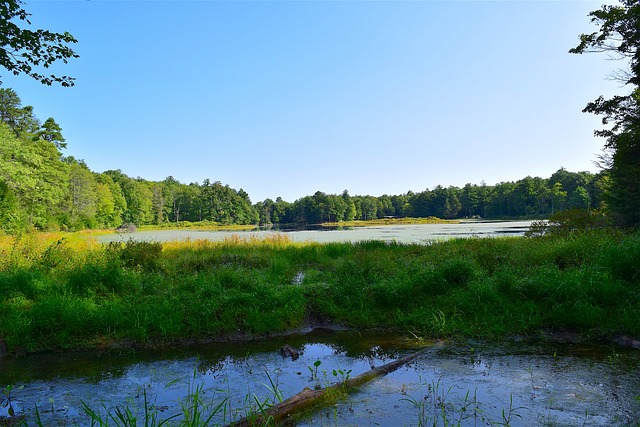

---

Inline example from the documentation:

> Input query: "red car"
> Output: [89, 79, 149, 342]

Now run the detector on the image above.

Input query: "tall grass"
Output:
[0, 230, 639, 353]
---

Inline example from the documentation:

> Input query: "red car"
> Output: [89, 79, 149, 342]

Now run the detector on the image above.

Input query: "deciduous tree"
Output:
[571, 0, 640, 226]
[0, 0, 78, 86]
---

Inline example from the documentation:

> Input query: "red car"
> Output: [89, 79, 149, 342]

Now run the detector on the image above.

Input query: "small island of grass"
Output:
[322, 216, 459, 227]
[138, 221, 258, 232]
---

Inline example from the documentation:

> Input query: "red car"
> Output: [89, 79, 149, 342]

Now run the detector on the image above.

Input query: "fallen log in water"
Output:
[225, 341, 442, 427]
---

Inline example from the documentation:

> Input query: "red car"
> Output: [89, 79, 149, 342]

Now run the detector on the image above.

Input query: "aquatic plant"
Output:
[79, 376, 233, 427]
[331, 368, 352, 384]
[1, 385, 18, 417]
[308, 360, 322, 383]
[399, 377, 529, 427]
[401, 378, 484, 426]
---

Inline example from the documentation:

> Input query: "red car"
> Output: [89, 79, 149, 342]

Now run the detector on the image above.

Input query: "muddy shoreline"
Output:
[1, 322, 638, 361]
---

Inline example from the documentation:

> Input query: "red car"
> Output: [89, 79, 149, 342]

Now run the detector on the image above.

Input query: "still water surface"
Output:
[1, 331, 638, 426]
[95, 220, 534, 245]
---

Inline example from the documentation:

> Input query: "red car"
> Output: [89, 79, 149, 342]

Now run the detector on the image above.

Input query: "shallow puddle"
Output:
[1, 331, 638, 426]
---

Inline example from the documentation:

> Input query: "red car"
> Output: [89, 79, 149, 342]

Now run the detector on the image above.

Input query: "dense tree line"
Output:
[0, 87, 608, 232]
[0, 1, 638, 231]
[255, 170, 605, 226]
[0, 88, 258, 232]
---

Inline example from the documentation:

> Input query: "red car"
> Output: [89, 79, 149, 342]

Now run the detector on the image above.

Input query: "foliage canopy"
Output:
[0, 0, 78, 86]
[571, 0, 640, 227]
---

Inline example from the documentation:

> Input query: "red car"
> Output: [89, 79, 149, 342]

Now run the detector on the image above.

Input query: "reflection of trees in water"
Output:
[0, 352, 142, 384]
[0, 332, 422, 388]
[0, 333, 424, 388]
[194, 339, 398, 378]
[197, 356, 228, 375]
[196, 352, 262, 375]
[297, 340, 404, 362]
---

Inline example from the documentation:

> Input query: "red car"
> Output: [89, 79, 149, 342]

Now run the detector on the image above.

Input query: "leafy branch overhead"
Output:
[570, 0, 640, 135]
[0, 0, 78, 86]
[570, 0, 640, 227]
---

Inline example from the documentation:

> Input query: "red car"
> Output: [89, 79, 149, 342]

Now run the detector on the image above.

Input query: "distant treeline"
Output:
[256, 169, 603, 226]
[0, 88, 605, 232]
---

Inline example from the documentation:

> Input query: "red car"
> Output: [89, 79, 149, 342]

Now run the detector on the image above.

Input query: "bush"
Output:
[525, 209, 610, 238]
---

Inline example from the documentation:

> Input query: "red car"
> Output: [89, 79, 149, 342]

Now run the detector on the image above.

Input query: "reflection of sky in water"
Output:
[2, 338, 639, 426]
[94, 221, 535, 245]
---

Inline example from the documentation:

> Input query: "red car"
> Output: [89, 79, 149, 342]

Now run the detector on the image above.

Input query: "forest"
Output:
[0, 87, 606, 233]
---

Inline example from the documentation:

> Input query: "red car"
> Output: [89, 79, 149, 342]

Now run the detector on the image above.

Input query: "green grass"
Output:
[0, 230, 639, 352]
[322, 216, 459, 227]
[138, 221, 258, 231]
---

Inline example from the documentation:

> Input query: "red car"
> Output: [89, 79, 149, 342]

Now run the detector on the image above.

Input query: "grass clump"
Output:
[322, 216, 458, 227]
[0, 230, 639, 353]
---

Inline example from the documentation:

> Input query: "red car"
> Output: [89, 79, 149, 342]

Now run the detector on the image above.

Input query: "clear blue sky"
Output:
[3, 0, 623, 203]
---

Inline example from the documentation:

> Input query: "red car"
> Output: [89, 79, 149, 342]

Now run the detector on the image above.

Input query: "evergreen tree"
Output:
[36, 117, 66, 149]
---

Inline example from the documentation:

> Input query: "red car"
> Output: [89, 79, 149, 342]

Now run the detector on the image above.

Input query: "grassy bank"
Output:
[138, 221, 258, 232]
[321, 216, 458, 227]
[0, 230, 639, 353]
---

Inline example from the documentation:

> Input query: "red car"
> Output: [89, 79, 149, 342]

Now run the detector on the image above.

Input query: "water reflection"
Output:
[1, 332, 639, 426]
[94, 220, 536, 245]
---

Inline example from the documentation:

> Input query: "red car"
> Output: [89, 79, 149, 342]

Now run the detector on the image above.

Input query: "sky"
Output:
[2, 0, 625, 203]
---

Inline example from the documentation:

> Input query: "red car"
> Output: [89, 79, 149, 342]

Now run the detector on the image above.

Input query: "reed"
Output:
[0, 229, 639, 353]
[322, 216, 459, 227]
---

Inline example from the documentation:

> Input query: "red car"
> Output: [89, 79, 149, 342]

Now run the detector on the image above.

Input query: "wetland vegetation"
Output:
[0, 228, 638, 355]
[320, 216, 458, 227]
[2, 0, 640, 424]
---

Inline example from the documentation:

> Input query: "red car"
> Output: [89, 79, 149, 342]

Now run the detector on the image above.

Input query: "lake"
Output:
[94, 220, 535, 245]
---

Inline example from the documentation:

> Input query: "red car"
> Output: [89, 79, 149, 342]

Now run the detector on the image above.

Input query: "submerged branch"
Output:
[226, 341, 443, 427]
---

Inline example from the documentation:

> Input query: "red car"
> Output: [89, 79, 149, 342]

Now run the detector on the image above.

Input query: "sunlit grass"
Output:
[138, 221, 258, 232]
[322, 216, 459, 227]
[0, 229, 639, 353]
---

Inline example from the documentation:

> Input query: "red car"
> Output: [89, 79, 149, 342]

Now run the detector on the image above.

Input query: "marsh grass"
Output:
[400, 377, 533, 427]
[139, 222, 258, 232]
[79, 380, 233, 427]
[401, 378, 483, 426]
[0, 230, 639, 352]
[37, 375, 531, 427]
[321, 216, 459, 227]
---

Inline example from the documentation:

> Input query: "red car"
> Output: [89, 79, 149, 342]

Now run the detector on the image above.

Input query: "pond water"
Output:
[94, 220, 535, 245]
[1, 330, 638, 426]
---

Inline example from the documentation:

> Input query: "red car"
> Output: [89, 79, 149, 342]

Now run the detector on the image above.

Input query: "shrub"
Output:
[525, 209, 610, 238]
